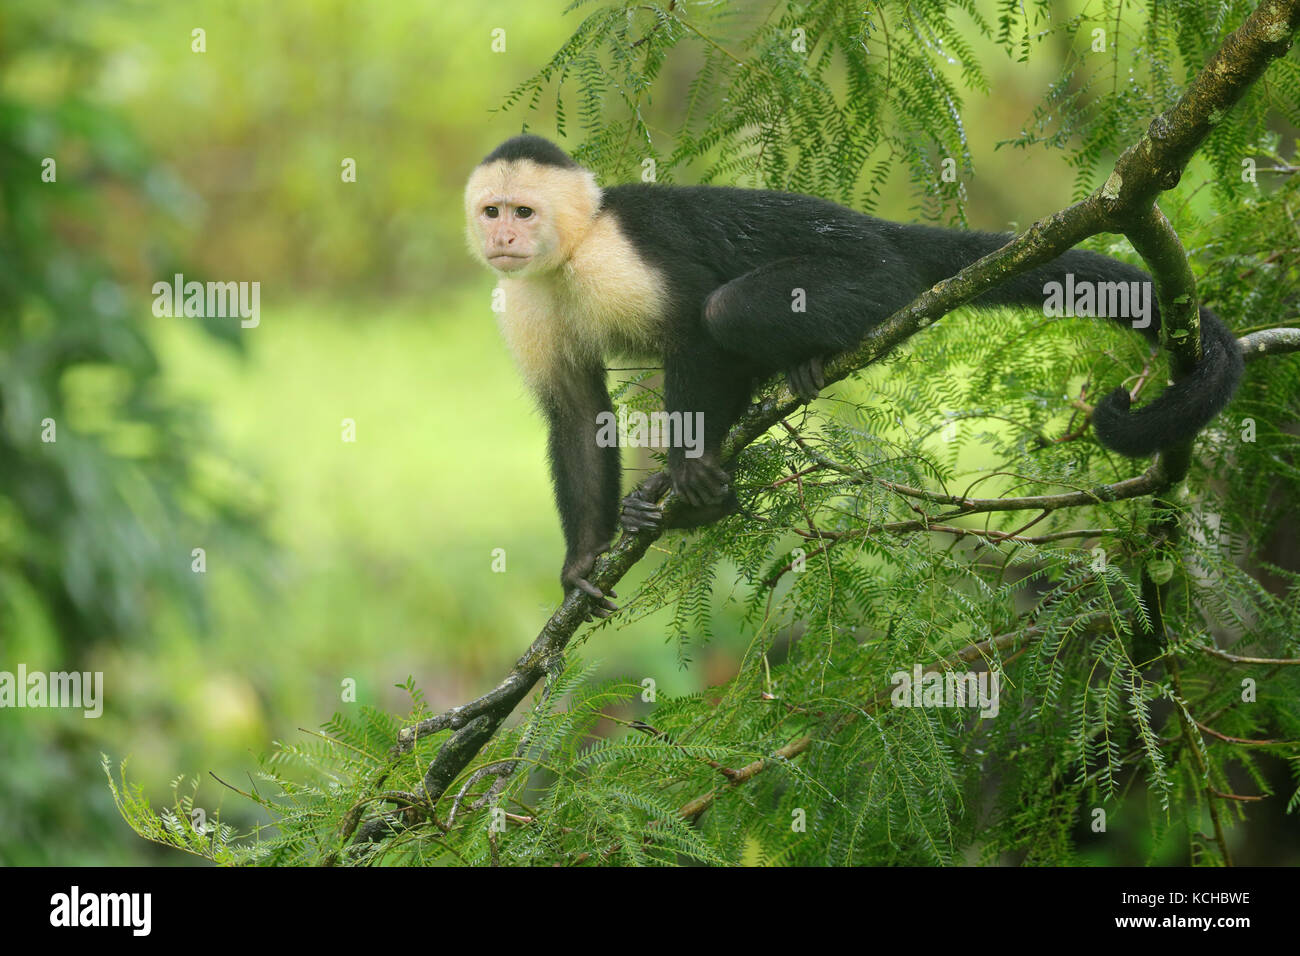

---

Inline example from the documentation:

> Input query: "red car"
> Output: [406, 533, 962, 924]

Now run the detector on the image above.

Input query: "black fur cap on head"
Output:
[479, 134, 579, 169]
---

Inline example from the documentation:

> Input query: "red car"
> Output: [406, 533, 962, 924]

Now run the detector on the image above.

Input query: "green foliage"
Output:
[104, 758, 253, 865]
[505, 0, 1006, 220]
[110, 0, 1300, 865]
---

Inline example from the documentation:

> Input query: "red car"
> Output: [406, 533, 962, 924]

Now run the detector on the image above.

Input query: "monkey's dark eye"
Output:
[516, 206, 534, 219]
[484, 206, 499, 219]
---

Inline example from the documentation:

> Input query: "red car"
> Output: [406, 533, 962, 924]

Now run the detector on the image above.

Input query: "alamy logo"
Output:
[0, 665, 102, 718]
[50, 886, 151, 936]
[890, 664, 1000, 718]
[152, 273, 260, 328]
[595, 404, 705, 459]
[1042, 273, 1152, 329]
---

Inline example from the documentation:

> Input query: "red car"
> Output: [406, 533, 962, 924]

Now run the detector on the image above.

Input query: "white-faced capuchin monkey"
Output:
[465, 135, 1243, 616]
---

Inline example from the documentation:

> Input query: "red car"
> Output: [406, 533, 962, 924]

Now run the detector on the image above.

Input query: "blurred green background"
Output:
[0, 0, 1236, 864]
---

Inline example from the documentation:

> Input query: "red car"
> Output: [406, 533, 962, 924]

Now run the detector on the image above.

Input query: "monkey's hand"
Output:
[672, 457, 731, 508]
[621, 495, 664, 533]
[621, 472, 671, 533]
[786, 356, 825, 403]
[562, 546, 618, 621]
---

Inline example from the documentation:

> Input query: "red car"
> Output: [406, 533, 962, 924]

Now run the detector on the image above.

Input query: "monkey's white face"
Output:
[475, 198, 553, 273]
[464, 159, 602, 277]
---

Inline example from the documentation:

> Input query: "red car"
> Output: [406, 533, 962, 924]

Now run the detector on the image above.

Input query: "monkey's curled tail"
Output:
[943, 231, 1247, 458]
[1089, 307, 1243, 457]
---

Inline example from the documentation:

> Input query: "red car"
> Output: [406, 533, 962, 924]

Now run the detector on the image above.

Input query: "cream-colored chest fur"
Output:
[496, 212, 666, 395]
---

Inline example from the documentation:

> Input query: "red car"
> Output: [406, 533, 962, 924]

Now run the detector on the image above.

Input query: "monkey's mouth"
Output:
[489, 253, 531, 271]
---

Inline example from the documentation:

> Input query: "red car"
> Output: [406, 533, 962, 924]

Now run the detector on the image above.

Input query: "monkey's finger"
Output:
[810, 356, 825, 391]
[576, 578, 605, 600]
[576, 578, 620, 613]
[621, 514, 659, 527]
[622, 501, 662, 532]
[696, 467, 729, 505]
[798, 360, 824, 401]
[789, 364, 816, 402]
[675, 480, 700, 507]
[786, 367, 805, 400]
[642, 471, 672, 499]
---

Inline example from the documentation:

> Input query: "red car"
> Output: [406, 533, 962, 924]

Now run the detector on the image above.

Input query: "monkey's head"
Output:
[464, 135, 601, 277]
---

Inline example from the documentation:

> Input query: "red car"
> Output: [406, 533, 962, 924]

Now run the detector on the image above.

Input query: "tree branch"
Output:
[1239, 326, 1300, 360]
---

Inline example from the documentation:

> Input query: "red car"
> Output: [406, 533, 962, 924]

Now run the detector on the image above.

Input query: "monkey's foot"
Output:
[672, 457, 730, 508]
[786, 356, 825, 403]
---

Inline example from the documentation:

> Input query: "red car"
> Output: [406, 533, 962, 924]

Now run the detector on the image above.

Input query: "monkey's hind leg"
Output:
[702, 255, 905, 401]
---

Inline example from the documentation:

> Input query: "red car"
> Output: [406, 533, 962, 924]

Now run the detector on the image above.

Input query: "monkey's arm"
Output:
[615, 334, 752, 534]
[660, 336, 755, 506]
[540, 365, 622, 616]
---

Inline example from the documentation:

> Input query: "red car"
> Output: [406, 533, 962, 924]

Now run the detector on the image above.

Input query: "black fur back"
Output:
[599, 183, 1242, 457]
